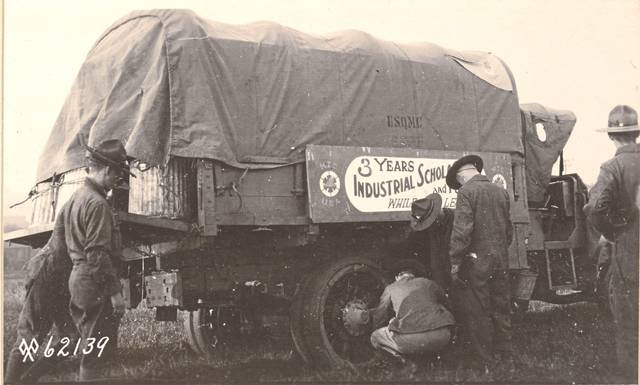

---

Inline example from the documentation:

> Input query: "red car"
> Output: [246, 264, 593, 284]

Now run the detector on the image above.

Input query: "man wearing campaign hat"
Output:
[444, 154, 514, 375]
[61, 138, 134, 381]
[585, 105, 639, 381]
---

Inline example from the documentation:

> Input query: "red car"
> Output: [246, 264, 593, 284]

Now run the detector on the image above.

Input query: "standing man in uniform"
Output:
[445, 155, 514, 375]
[62, 139, 133, 381]
[585, 105, 639, 381]
[4, 211, 78, 383]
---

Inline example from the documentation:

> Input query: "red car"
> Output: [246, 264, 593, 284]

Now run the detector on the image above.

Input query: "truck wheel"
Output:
[290, 257, 388, 370]
[184, 306, 241, 357]
[289, 284, 312, 364]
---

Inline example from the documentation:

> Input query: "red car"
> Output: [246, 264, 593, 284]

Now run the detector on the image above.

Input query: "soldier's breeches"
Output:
[69, 265, 121, 381]
[488, 269, 513, 354]
[452, 268, 512, 364]
[371, 326, 451, 356]
[610, 267, 638, 381]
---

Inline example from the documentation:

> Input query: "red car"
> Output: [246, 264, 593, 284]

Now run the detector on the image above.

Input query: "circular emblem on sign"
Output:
[319, 170, 341, 197]
[492, 173, 507, 190]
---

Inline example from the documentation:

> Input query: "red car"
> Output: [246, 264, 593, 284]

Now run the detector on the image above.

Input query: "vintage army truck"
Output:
[6, 9, 602, 369]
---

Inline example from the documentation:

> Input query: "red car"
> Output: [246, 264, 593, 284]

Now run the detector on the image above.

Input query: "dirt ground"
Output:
[3, 277, 632, 384]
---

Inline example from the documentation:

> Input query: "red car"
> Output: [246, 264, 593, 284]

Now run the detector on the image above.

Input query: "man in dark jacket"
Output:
[4, 211, 77, 383]
[368, 269, 455, 359]
[445, 155, 514, 373]
[409, 193, 454, 291]
[62, 139, 133, 381]
[585, 105, 639, 381]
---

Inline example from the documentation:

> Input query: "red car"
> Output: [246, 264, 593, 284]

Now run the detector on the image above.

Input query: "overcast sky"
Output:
[3, 0, 640, 222]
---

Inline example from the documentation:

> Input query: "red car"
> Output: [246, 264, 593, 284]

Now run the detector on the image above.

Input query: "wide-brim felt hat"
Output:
[445, 154, 483, 190]
[596, 105, 639, 133]
[86, 139, 136, 177]
[410, 193, 442, 232]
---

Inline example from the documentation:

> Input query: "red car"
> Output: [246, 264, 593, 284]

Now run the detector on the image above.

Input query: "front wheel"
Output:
[290, 257, 388, 370]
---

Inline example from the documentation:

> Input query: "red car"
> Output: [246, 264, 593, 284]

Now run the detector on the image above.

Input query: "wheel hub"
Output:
[342, 299, 370, 337]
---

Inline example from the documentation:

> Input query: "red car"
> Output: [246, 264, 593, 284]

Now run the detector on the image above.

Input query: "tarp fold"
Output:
[520, 103, 576, 203]
[36, 9, 523, 183]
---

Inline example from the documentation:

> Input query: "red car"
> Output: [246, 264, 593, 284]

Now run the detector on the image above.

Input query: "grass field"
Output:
[3, 277, 631, 384]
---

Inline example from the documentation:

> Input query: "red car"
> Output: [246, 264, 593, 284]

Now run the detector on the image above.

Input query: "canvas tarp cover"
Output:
[520, 103, 576, 203]
[36, 9, 523, 183]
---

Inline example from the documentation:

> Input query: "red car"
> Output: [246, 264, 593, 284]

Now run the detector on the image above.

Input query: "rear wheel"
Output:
[289, 285, 312, 363]
[184, 306, 243, 357]
[290, 257, 388, 369]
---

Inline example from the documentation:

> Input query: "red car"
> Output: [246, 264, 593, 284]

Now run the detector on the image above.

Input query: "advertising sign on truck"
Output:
[306, 145, 512, 223]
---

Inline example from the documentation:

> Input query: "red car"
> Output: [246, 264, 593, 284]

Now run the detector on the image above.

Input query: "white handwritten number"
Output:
[56, 337, 71, 357]
[82, 338, 96, 355]
[43, 336, 55, 358]
[358, 158, 372, 177]
[19, 338, 39, 363]
[73, 338, 81, 356]
[96, 337, 109, 358]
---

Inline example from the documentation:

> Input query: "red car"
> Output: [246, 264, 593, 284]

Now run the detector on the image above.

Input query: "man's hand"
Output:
[111, 292, 126, 316]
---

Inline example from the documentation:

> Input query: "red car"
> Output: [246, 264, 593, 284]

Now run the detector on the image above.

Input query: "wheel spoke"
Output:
[327, 331, 338, 347]
[339, 339, 349, 358]
[355, 336, 373, 361]
[345, 276, 353, 294]
[345, 339, 354, 361]
[352, 284, 361, 298]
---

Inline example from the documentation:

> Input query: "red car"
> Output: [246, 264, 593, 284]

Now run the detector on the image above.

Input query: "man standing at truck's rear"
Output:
[585, 105, 639, 382]
[62, 139, 132, 381]
[445, 155, 514, 376]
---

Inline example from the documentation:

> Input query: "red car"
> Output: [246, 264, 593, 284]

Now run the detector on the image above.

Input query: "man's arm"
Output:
[84, 201, 122, 298]
[584, 166, 613, 218]
[369, 286, 393, 328]
[589, 174, 626, 242]
[449, 193, 474, 265]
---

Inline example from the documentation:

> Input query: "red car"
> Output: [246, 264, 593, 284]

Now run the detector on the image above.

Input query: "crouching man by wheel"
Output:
[361, 269, 455, 365]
